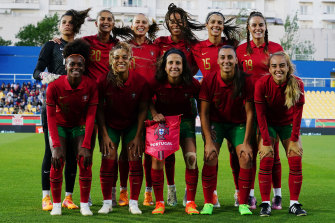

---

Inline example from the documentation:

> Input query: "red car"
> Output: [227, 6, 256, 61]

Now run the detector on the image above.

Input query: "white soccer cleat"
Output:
[80, 203, 93, 216]
[50, 203, 62, 216]
[129, 200, 142, 214]
[98, 200, 113, 214]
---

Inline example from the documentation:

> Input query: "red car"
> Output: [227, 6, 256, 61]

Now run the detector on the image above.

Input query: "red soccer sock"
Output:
[165, 154, 175, 185]
[151, 168, 164, 202]
[100, 158, 116, 200]
[129, 161, 143, 200]
[144, 155, 152, 188]
[238, 168, 252, 204]
[119, 159, 129, 188]
[258, 157, 274, 202]
[78, 156, 92, 203]
[186, 168, 198, 201]
[202, 164, 216, 204]
[272, 141, 282, 188]
[50, 159, 64, 203]
[230, 153, 240, 190]
[288, 156, 303, 201]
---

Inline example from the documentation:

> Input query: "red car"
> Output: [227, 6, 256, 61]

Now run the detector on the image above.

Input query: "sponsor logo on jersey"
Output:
[202, 52, 208, 56]
[82, 95, 88, 101]
[150, 51, 154, 56]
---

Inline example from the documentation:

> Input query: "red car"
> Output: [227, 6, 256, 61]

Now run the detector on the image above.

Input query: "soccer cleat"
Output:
[259, 203, 271, 217]
[213, 192, 221, 208]
[50, 203, 61, 216]
[272, 196, 282, 210]
[129, 202, 142, 214]
[80, 203, 93, 216]
[42, 195, 53, 211]
[62, 195, 79, 209]
[118, 189, 129, 206]
[239, 204, 252, 215]
[185, 201, 199, 215]
[289, 203, 307, 216]
[234, 192, 239, 207]
[248, 196, 257, 210]
[143, 192, 154, 206]
[167, 186, 177, 207]
[152, 202, 165, 214]
[98, 200, 113, 214]
[200, 203, 214, 215]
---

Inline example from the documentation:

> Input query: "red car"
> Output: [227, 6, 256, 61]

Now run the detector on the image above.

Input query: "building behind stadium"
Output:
[0, 0, 334, 60]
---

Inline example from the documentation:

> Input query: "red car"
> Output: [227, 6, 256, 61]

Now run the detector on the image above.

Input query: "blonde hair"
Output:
[107, 42, 132, 87]
[269, 52, 302, 109]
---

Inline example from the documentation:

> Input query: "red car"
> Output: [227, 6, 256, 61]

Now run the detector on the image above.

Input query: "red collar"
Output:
[63, 75, 86, 91]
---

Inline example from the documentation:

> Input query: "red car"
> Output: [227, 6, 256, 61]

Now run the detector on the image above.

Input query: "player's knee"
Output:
[185, 152, 197, 169]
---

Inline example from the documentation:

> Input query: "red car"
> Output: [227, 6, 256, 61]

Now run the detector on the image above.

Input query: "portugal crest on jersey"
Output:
[154, 123, 169, 140]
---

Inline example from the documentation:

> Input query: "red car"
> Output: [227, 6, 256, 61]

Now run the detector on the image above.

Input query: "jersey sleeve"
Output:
[45, 82, 60, 148]
[46, 82, 56, 106]
[290, 78, 305, 141]
[33, 42, 53, 80]
[245, 75, 254, 102]
[254, 78, 266, 103]
[199, 76, 211, 102]
[88, 81, 99, 106]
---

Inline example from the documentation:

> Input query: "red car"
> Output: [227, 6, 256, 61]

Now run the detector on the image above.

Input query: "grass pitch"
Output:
[0, 134, 334, 222]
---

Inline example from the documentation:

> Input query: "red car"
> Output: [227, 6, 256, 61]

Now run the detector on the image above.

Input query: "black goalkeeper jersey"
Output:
[33, 39, 68, 81]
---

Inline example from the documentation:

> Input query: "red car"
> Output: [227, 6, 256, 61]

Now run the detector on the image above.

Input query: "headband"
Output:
[206, 12, 225, 24]
[66, 54, 85, 62]
[165, 48, 185, 59]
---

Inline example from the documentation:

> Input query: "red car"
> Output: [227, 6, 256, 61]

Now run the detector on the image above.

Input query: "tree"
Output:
[0, 36, 12, 46]
[15, 14, 60, 46]
[280, 12, 315, 60]
[235, 8, 249, 40]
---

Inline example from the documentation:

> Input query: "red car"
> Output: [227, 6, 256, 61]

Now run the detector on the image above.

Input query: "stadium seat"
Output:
[303, 91, 335, 119]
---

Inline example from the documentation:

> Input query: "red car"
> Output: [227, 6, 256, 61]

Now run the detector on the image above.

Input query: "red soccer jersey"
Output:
[83, 35, 118, 82]
[199, 71, 253, 123]
[192, 39, 229, 78]
[46, 75, 98, 127]
[154, 36, 198, 75]
[99, 70, 150, 130]
[129, 40, 160, 83]
[254, 75, 305, 126]
[151, 78, 200, 119]
[236, 41, 283, 85]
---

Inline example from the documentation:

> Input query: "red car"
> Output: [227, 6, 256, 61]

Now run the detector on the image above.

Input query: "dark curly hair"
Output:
[218, 45, 246, 98]
[246, 11, 269, 54]
[164, 3, 204, 47]
[63, 38, 91, 73]
[61, 8, 91, 34]
[155, 48, 192, 85]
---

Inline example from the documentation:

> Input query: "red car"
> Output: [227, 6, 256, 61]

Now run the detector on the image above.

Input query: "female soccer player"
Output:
[199, 45, 254, 216]
[149, 48, 200, 215]
[127, 13, 160, 207]
[153, 3, 202, 206]
[236, 11, 284, 209]
[33, 8, 90, 211]
[97, 42, 149, 215]
[191, 11, 240, 207]
[255, 52, 306, 217]
[46, 39, 97, 216]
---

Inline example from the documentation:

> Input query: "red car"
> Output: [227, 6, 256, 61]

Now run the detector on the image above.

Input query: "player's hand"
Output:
[81, 147, 92, 168]
[128, 136, 144, 158]
[51, 37, 62, 44]
[259, 145, 273, 160]
[204, 142, 218, 162]
[100, 135, 115, 156]
[51, 147, 64, 170]
[40, 72, 61, 84]
[287, 140, 303, 156]
[153, 113, 165, 122]
[240, 142, 253, 160]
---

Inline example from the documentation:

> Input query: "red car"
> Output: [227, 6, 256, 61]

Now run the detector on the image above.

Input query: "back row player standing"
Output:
[33, 8, 90, 212]
[236, 11, 284, 210]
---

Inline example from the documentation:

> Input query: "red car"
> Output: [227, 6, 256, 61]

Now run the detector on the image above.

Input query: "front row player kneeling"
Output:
[46, 39, 97, 216]
[255, 51, 307, 217]
[199, 45, 255, 216]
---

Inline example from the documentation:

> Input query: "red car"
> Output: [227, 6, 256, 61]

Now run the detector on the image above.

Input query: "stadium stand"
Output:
[303, 91, 335, 119]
